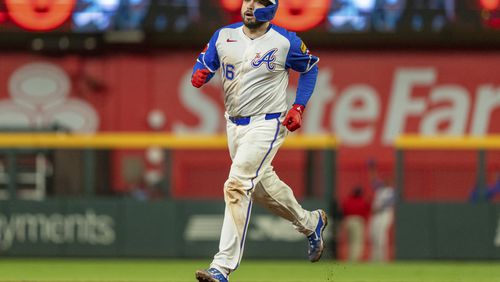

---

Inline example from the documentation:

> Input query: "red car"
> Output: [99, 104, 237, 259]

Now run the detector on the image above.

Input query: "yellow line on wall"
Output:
[395, 135, 500, 150]
[0, 133, 337, 149]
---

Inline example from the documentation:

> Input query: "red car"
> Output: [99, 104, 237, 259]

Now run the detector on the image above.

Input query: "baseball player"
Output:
[191, 1, 326, 281]
[368, 160, 395, 262]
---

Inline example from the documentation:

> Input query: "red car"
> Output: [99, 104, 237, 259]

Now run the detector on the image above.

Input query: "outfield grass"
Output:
[0, 259, 499, 282]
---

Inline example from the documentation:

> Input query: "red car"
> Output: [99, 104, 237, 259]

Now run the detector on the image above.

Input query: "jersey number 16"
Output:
[222, 63, 235, 80]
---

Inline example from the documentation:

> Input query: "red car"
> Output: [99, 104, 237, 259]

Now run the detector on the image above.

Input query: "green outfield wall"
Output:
[0, 199, 326, 258]
[396, 203, 500, 260]
[1, 200, 498, 259]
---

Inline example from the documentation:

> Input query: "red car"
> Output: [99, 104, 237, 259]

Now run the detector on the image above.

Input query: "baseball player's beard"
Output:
[243, 19, 266, 29]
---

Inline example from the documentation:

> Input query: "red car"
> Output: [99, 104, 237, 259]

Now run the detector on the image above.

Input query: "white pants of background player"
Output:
[369, 209, 393, 261]
[210, 113, 321, 276]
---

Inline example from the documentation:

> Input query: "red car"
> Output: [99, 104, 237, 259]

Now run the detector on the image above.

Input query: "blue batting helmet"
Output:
[254, 0, 279, 22]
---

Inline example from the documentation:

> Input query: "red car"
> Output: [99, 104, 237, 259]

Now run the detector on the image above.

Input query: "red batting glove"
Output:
[191, 69, 211, 88]
[282, 104, 305, 132]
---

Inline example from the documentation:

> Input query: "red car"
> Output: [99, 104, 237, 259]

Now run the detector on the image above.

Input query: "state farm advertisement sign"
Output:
[1, 52, 499, 153]
[0, 52, 499, 197]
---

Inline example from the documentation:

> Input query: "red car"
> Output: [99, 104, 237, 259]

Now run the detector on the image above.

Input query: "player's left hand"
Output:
[282, 104, 305, 132]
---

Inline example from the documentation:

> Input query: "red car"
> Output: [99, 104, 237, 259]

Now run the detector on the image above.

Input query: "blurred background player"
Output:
[190, 0, 325, 281]
[341, 185, 371, 262]
[469, 171, 500, 203]
[368, 159, 396, 262]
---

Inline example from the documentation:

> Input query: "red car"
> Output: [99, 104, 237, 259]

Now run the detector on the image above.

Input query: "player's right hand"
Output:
[191, 69, 211, 88]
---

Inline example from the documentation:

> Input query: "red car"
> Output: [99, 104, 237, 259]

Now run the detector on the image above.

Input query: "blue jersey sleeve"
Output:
[286, 33, 319, 73]
[294, 65, 318, 106]
[192, 29, 221, 81]
[286, 33, 319, 106]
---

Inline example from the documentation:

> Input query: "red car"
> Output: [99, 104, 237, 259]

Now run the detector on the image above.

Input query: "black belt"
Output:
[229, 112, 281, 126]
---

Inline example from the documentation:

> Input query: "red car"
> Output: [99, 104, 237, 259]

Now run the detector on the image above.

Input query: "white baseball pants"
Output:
[210, 113, 320, 275]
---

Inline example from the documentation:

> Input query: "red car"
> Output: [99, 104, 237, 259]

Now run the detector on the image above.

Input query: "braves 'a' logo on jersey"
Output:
[251, 48, 278, 71]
